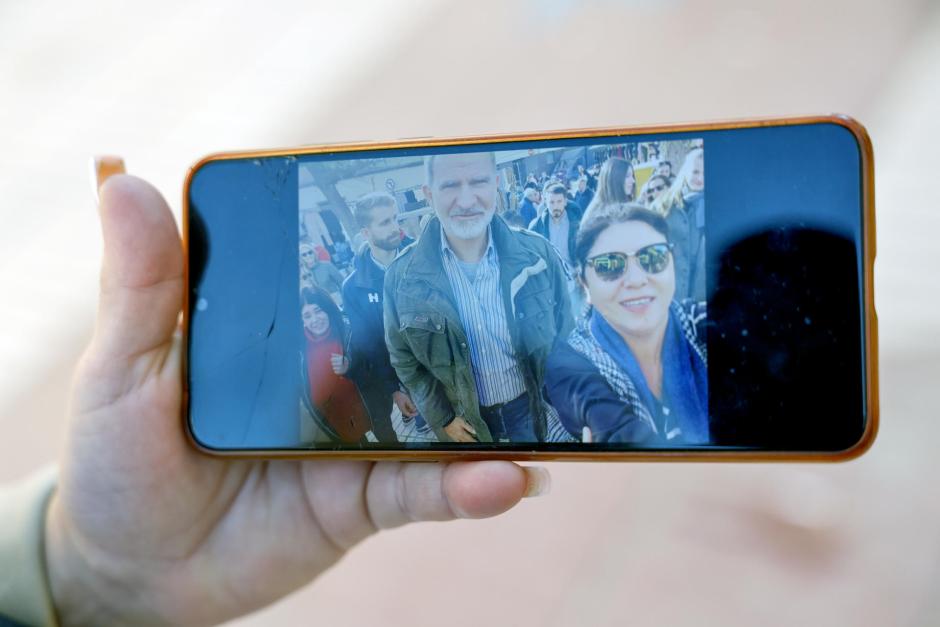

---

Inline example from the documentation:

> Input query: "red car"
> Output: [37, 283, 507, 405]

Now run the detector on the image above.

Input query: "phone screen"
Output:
[186, 120, 871, 455]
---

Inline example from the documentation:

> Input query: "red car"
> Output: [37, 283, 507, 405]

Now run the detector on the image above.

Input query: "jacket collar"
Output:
[492, 213, 542, 268]
[406, 214, 541, 275]
[351, 244, 386, 289]
[400, 216, 448, 286]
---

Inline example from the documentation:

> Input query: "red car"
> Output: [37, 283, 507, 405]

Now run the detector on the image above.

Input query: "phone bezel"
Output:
[182, 114, 878, 462]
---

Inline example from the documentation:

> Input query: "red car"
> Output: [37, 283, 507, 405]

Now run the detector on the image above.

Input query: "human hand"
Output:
[43, 171, 546, 626]
[330, 353, 349, 375]
[443, 416, 478, 443]
[393, 390, 418, 417]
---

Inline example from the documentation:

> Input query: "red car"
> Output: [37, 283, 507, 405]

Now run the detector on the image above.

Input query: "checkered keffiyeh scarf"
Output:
[674, 300, 708, 365]
[566, 300, 708, 439]
[544, 401, 576, 443]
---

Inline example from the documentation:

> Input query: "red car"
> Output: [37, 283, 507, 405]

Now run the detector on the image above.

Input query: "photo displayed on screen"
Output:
[296, 139, 707, 447]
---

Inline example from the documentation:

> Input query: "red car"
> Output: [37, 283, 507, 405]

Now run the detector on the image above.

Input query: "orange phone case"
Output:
[182, 114, 877, 462]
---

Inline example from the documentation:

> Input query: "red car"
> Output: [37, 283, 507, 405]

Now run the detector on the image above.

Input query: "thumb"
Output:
[92, 171, 183, 363]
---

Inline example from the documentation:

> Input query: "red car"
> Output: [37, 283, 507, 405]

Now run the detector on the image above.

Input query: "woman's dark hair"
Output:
[300, 286, 345, 341]
[595, 157, 635, 204]
[574, 202, 670, 279]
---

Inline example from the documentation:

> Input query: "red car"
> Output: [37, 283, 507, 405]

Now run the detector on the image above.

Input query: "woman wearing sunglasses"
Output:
[544, 203, 709, 445]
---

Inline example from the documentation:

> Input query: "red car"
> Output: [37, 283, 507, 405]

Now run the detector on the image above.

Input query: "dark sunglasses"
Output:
[586, 243, 673, 280]
[647, 184, 666, 194]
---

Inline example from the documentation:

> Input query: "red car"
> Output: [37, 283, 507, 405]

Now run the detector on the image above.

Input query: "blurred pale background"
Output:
[2, 0, 940, 625]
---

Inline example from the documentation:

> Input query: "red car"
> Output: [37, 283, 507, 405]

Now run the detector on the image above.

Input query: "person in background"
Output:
[577, 164, 597, 191]
[540, 180, 582, 223]
[519, 186, 540, 226]
[501, 206, 528, 228]
[304, 244, 345, 307]
[650, 148, 706, 302]
[301, 287, 372, 444]
[639, 173, 670, 208]
[655, 160, 674, 185]
[545, 203, 708, 445]
[583, 157, 636, 219]
[573, 176, 594, 216]
[528, 183, 584, 317]
[331, 238, 354, 271]
[528, 184, 579, 268]
[343, 191, 429, 442]
[587, 163, 600, 190]
[300, 241, 319, 289]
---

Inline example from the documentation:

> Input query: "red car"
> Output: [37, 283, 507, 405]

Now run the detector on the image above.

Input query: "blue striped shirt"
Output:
[440, 227, 527, 406]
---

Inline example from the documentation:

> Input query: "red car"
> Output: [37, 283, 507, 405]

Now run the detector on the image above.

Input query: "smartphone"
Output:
[183, 115, 877, 461]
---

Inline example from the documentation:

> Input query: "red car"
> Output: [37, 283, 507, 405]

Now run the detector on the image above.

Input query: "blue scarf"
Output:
[590, 307, 709, 443]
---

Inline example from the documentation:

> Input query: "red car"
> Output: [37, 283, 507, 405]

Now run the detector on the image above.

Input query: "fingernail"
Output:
[581, 426, 593, 443]
[89, 155, 126, 203]
[523, 466, 551, 498]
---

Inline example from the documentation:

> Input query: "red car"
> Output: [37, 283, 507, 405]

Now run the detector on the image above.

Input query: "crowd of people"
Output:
[299, 143, 708, 448]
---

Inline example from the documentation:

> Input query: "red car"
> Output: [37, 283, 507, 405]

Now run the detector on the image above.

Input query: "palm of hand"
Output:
[44, 175, 531, 626]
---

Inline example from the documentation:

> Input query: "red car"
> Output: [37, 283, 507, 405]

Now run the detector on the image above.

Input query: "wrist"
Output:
[45, 494, 101, 625]
[0, 468, 59, 627]
[45, 494, 150, 626]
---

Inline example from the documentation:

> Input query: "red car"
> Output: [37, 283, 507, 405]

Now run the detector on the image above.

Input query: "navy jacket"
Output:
[574, 188, 594, 215]
[518, 197, 538, 226]
[544, 340, 656, 443]
[341, 246, 400, 401]
[544, 301, 707, 443]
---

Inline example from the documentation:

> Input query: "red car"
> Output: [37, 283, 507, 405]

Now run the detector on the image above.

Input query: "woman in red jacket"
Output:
[301, 287, 372, 444]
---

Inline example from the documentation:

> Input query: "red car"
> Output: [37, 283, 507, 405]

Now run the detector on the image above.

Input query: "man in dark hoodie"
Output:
[342, 191, 428, 442]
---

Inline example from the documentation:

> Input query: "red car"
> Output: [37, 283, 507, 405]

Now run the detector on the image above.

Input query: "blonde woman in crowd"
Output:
[649, 148, 705, 301]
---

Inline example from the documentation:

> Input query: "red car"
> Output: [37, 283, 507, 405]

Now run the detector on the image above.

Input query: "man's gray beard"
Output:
[442, 208, 494, 240]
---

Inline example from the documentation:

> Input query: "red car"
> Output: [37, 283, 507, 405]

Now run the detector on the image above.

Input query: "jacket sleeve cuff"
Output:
[0, 467, 60, 627]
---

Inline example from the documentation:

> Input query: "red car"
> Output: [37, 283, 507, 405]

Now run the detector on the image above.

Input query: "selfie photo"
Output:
[295, 139, 708, 448]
